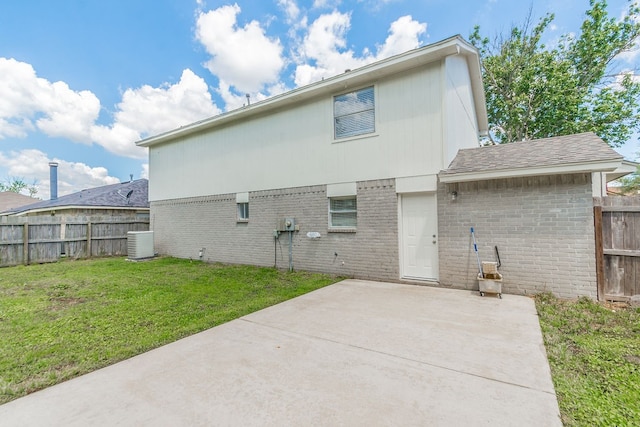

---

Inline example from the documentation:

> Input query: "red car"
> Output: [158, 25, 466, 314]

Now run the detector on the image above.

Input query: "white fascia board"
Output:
[439, 160, 623, 183]
[138, 36, 481, 148]
[606, 160, 638, 182]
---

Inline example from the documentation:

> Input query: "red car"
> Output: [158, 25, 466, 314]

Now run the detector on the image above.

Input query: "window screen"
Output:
[334, 86, 375, 139]
[329, 197, 357, 228]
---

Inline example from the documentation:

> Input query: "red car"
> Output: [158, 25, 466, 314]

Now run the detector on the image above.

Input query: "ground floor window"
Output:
[237, 202, 249, 221]
[329, 197, 357, 228]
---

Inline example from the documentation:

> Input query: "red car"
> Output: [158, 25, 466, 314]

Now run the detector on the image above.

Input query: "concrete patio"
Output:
[0, 279, 561, 426]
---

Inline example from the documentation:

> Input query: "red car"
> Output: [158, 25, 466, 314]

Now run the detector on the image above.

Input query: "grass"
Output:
[0, 257, 340, 404]
[535, 293, 640, 426]
[3, 259, 637, 423]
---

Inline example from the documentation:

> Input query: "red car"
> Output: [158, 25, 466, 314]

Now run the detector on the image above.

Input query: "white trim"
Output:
[326, 182, 357, 197]
[327, 195, 357, 229]
[236, 192, 249, 203]
[398, 192, 439, 281]
[396, 175, 438, 193]
[605, 160, 638, 182]
[333, 85, 376, 140]
[592, 172, 605, 198]
[439, 160, 623, 183]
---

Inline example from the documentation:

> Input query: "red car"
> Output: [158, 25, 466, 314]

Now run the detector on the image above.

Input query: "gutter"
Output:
[438, 159, 624, 183]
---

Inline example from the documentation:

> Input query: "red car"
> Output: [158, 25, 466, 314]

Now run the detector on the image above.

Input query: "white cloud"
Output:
[313, 0, 340, 8]
[615, 69, 640, 86]
[357, 0, 401, 11]
[0, 58, 218, 160]
[0, 149, 120, 197]
[278, 0, 300, 24]
[216, 78, 290, 111]
[141, 163, 149, 180]
[375, 15, 428, 58]
[0, 58, 100, 142]
[91, 69, 219, 158]
[195, 4, 285, 94]
[294, 13, 426, 86]
[615, 1, 640, 62]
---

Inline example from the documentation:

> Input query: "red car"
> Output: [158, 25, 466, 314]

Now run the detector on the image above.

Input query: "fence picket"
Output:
[594, 196, 640, 301]
[0, 218, 149, 267]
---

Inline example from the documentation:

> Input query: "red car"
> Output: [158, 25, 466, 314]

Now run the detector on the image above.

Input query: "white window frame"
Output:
[333, 86, 375, 140]
[328, 196, 357, 230]
[237, 202, 249, 221]
[236, 192, 249, 222]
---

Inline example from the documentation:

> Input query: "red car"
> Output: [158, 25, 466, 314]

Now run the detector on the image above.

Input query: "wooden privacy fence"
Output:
[594, 196, 640, 301]
[0, 219, 149, 267]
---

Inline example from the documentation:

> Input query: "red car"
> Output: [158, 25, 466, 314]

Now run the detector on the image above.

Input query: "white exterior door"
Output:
[400, 193, 438, 281]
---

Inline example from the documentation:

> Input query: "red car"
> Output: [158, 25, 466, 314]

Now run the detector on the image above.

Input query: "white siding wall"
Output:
[443, 55, 481, 166]
[148, 62, 448, 201]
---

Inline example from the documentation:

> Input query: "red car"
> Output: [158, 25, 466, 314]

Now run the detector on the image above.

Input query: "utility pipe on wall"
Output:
[288, 230, 293, 272]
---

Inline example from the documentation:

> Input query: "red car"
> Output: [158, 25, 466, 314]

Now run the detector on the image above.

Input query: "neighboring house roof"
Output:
[3, 179, 149, 215]
[439, 132, 628, 183]
[138, 35, 488, 148]
[0, 192, 37, 212]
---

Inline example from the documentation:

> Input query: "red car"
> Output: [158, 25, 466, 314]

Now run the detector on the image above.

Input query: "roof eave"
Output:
[137, 35, 486, 148]
[439, 159, 624, 183]
[606, 159, 638, 182]
[7, 205, 150, 216]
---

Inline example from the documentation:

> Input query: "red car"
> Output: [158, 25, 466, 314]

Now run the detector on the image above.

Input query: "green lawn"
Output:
[535, 293, 640, 426]
[0, 257, 340, 404]
[3, 260, 638, 424]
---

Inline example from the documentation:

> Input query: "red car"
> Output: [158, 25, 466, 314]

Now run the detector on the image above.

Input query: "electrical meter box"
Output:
[278, 218, 296, 231]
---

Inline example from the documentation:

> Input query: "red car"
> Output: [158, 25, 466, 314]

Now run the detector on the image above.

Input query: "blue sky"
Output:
[0, 0, 638, 197]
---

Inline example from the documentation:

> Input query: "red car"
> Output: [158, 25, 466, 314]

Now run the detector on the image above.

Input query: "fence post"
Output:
[22, 222, 29, 265]
[86, 222, 92, 258]
[593, 205, 605, 301]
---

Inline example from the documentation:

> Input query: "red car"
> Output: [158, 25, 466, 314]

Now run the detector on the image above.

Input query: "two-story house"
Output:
[138, 35, 630, 299]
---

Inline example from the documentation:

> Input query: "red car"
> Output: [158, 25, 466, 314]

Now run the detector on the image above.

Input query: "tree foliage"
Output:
[618, 165, 640, 193]
[470, 0, 640, 147]
[0, 178, 38, 197]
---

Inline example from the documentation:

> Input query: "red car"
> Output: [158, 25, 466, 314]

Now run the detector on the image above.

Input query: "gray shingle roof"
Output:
[0, 192, 38, 212]
[5, 179, 148, 215]
[441, 132, 622, 176]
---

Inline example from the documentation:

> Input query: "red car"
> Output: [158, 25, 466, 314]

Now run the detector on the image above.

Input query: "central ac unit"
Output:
[127, 231, 154, 260]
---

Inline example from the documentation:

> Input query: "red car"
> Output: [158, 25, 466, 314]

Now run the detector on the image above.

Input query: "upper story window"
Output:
[334, 86, 375, 139]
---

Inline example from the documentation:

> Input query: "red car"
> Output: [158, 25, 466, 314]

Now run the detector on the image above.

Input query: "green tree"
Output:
[470, 0, 640, 147]
[618, 165, 640, 194]
[0, 178, 38, 198]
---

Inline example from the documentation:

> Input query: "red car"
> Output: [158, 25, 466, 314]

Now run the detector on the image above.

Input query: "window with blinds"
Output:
[329, 197, 357, 228]
[334, 86, 375, 139]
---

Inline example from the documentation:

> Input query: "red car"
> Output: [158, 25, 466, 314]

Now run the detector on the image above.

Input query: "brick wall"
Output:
[437, 173, 597, 298]
[151, 179, 399, 280]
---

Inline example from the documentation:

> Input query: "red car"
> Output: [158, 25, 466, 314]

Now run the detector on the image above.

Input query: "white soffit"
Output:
[606, 160, 638, 182]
